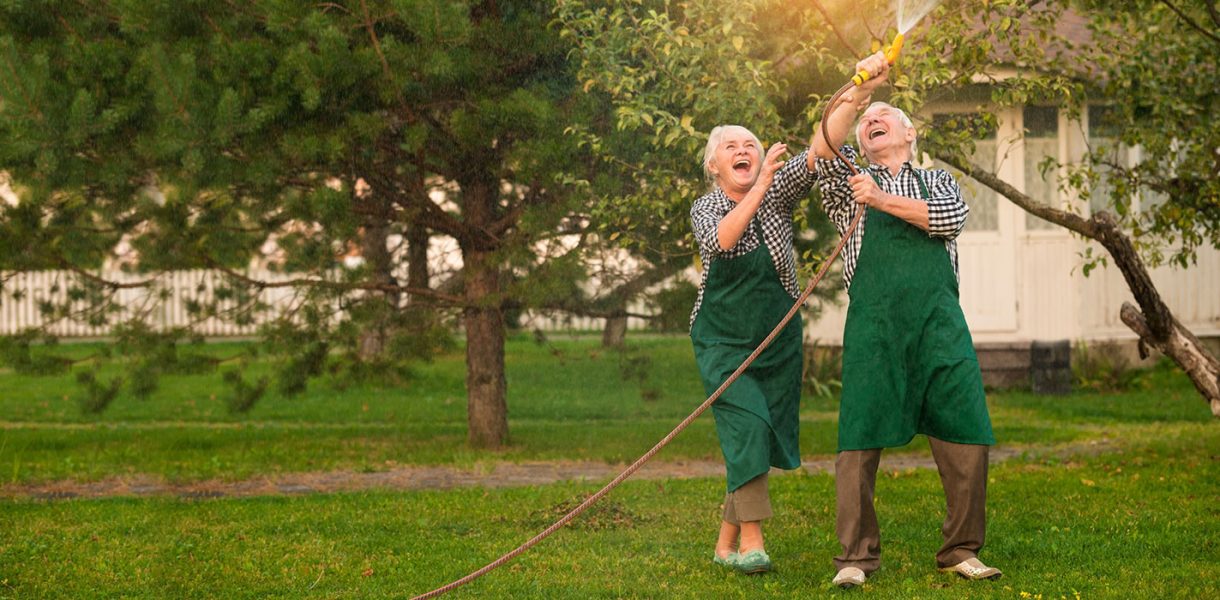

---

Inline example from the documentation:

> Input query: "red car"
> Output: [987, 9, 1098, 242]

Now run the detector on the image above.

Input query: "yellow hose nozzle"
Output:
[851, 33, 905, 87]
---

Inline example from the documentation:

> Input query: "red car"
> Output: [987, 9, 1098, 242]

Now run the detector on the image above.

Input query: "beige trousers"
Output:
[722, 472, 771, 524]
[834, 437, 989, 573]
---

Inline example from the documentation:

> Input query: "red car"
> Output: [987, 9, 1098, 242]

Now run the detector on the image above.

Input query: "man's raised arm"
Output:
[809, 52, 890, 167]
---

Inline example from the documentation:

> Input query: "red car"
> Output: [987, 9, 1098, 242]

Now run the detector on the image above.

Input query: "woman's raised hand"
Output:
[754, 143, 788, 190]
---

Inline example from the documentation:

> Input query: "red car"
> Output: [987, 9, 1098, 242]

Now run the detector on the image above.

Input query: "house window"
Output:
[1023, 106, 1059, 231]
[1088, 103, 1132, 215]
[931, 114, 998, 232]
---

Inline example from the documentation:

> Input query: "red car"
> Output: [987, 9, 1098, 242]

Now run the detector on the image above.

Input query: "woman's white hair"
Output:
[858, 102, 918, 160]
[702, 125, 762, 184]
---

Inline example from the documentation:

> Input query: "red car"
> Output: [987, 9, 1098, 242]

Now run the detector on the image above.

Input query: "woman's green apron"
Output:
[691, 220, 803, 492]
[838, 171, 994, 451]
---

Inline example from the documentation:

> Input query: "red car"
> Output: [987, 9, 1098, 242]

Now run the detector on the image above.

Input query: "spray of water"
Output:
[896, 0, 941, 33]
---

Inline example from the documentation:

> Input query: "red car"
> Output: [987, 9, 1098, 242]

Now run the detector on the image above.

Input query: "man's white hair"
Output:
[702, 125, 762, 184]
[858, 102, 918, 161]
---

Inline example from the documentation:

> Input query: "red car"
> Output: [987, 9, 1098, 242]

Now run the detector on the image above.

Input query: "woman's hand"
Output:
[849, 172, 889, 208]
[753, 143, 788, 191]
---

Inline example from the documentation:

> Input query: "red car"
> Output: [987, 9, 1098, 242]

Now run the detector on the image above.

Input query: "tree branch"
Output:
[810, 0, 862, 59]
[363, 170, 468, 240]
[932, 150, 1097, 237]
[0, 46, 45, 121]
[1157, 0, 1220, 46]
[201, 256, 466, 306]
[317, 2, 352, 15]
[513, 300, 656, 321]
[488, 185, 548, 236]
[56, 259, 160, 289]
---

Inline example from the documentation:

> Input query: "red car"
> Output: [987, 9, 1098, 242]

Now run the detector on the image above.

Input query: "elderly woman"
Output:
[689, 53, 888, 574]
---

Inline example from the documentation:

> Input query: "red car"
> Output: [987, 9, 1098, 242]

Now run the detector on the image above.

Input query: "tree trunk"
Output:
[460, 175, 509, 448]
[937, 152, 1220, 415]
[1073, 222, 1220, 413]
[462, 245, 508, 448]
[357, 198, 399, 360]
[596, 260, 685, 348]
[602, 312, 628, 348]
[1121, 303, 1220, 416]
[406, 222, 430, 295]
[1090, 213, 1220, 416]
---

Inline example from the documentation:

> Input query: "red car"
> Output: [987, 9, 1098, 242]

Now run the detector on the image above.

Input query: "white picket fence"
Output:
[1, 270, 322, 337]
[0, 269, 653, 337]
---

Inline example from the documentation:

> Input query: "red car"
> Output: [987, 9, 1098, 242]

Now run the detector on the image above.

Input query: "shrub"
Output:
[75, 370, 122, 414]
[221, 370, 269, 414]
[802, 339, 843, 398]
[1072, 340, 1141, 392]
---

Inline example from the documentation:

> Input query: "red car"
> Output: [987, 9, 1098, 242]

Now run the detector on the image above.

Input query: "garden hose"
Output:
[410, 42, 902, 600]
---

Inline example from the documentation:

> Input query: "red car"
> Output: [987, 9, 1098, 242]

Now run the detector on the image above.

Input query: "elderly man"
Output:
[810, 63, 1001, 588]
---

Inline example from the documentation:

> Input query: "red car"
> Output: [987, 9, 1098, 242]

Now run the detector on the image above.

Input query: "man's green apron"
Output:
[838, 171, 994, 451]
[691, 220, 803, 492]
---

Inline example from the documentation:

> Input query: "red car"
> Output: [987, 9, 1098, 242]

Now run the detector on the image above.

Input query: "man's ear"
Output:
[904, 127, 917, 143]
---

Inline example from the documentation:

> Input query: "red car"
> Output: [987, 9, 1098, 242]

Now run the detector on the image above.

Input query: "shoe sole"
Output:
[940, 568, 1002, 581]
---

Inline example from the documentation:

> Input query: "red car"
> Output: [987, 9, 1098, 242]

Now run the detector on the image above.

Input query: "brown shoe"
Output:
[940, 557, 1002, 580]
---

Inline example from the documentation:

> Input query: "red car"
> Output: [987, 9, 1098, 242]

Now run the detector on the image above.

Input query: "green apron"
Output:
[691, 220, 804, 492]
[838, 171, 994, 451]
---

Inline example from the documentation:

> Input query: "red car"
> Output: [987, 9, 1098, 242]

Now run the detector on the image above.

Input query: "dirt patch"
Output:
[0, 440, 1113, 501]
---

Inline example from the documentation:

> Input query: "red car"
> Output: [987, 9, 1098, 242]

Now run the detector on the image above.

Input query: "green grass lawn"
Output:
[3, 429, 1217, 599]
[1, 334, 1218, 598]
[2, 335, 1203, 484]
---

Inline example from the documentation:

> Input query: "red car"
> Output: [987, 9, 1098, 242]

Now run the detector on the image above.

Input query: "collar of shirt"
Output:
[866, 161, 915, 178]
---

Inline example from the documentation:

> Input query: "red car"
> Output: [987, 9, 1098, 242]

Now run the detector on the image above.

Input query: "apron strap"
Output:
[750, 217, 765, 246]
[914, 169, 930, 200]
[867, 166, 931, 200]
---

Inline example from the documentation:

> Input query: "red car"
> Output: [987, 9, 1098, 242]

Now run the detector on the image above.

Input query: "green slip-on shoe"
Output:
[713, 552, 738, 568]
[733, 549, 772, 574]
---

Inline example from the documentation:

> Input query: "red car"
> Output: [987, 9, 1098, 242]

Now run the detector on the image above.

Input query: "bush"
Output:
[75, 370, 122, 414]
[221, 370, 268, 414]
[1073, 340, 1141, 392]
[646, 281, 698, 333]
[802, 339, 842, 398]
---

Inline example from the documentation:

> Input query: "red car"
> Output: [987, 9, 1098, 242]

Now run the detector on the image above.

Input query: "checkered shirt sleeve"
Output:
[814, 144, 969, 291]
[689, 149, 818, 327]
[923, 168, 969, 239]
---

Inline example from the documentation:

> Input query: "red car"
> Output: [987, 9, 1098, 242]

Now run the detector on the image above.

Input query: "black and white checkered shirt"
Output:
[815, 145, 969, 291]
[690, 149, 818, 327]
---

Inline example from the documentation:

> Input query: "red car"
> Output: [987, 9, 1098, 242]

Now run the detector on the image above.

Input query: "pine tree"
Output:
[0, 1, 601, 446]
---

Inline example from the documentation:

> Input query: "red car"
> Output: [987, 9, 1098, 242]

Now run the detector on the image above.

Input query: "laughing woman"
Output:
[688, 52, 888, 575]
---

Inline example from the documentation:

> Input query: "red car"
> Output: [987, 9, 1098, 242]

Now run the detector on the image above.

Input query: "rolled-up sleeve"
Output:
[768, 149, 818, 214]
[690, 195, 726, 257]
[925, 168, 969, 239]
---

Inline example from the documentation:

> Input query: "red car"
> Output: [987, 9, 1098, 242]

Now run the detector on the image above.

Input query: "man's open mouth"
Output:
[868, 128, 887, 140]
[733, 159, 751, 173]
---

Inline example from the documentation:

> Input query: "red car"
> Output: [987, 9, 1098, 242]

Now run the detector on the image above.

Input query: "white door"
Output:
[929, 107, 1020, 333]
